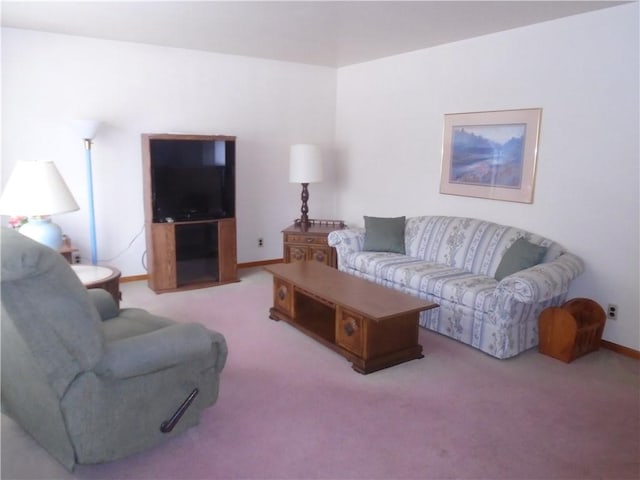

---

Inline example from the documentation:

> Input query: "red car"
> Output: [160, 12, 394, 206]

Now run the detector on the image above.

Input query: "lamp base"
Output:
[299, 182, 310, 227]
[19, 217, 63, 250]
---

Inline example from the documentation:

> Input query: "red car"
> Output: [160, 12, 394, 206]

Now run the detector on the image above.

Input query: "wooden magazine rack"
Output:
[538, 298, 606, 363]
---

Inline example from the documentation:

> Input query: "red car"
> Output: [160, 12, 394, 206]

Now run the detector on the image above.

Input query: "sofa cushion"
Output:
[344, 251, 498, 312]
[404, 216, 559, 277]
[363, 216, 406, 254]
[495, 238, 548, 281]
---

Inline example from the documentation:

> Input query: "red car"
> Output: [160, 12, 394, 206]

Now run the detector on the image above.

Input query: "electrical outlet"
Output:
[607, 304, 618, 320]
[73, 253, 81, 264]
[258, 238, 263, 247]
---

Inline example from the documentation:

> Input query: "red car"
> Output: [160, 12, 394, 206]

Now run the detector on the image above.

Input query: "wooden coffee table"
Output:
[264, 262, 438, 374]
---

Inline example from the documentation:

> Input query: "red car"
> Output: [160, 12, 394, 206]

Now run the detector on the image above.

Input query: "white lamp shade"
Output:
[289, 144, 323, 183]
[0, 161, 80, 216]
[72, 119, 101, 140]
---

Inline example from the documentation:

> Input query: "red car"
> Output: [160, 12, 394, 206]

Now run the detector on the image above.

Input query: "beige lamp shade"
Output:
[0, 161, 80, 217]
[289, 144, 323, 183]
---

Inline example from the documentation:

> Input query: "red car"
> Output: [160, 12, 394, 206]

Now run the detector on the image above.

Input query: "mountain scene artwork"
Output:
[450, 124, 526, 188]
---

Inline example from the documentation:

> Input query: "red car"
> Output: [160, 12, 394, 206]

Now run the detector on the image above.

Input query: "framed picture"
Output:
[440, 108, 542, 203]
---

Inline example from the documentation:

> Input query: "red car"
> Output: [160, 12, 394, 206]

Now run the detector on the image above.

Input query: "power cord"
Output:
[99, 224, 145, 263]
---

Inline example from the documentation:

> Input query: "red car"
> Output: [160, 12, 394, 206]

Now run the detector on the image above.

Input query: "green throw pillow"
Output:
[363, 216, 406, 254]
[495, 238, 547, 281]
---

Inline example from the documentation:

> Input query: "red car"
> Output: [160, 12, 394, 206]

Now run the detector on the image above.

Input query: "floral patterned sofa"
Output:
[328, 216, 584, 359]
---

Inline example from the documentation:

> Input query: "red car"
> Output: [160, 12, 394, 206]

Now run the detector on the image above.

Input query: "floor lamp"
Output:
[73, 120, 102, 265]
[289, 144, 323, 228]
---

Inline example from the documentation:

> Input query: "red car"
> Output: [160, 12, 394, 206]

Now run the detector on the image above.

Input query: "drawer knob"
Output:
[278, 288, 286, 300]
[344, 323, 355, 336]
[306, 237, 313, 243]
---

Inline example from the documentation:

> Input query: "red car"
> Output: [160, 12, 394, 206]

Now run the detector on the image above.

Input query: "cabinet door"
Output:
[336, 307, 365, 356]
[286, 245, 308, 263]
[149, 223, 177, 291]
[218, 218, 238, 282]
[309, 246, 331, 265]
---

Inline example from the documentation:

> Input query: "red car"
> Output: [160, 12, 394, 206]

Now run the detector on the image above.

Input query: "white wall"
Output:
[335, 4, 639, 350]
[1, 28, 337, 273]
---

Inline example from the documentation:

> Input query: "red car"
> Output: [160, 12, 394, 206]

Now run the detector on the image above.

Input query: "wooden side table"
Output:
[282, 220, 345, 268]
[71, 265, 122, 308]
[59, 235, 79, 263]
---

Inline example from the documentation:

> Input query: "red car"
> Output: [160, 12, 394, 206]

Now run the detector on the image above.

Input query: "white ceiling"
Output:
[1, 1, 628, 67]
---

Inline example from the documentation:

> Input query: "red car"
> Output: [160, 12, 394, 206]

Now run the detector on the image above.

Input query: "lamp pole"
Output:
[72, 119, 101, 265]
[83, 138, 98, 264]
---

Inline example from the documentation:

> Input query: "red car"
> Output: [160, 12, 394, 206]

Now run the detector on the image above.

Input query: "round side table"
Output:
[71, 265, 122, 308]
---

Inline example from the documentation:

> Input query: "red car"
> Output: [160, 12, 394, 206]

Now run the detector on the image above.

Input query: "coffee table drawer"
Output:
[336, 307, 364, 356]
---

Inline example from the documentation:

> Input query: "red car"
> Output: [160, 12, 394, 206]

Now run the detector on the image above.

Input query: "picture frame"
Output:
[440, 108, 542, 203]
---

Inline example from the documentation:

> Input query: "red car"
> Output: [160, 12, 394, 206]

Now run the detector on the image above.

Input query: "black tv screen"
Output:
[150, 139, 235, 222]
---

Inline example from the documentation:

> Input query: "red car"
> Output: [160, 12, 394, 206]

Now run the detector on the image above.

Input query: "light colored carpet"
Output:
[2, 267, 639, 479]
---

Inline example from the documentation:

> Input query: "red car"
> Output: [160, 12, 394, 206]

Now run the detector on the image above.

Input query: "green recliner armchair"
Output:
[1, 227, 228, 471]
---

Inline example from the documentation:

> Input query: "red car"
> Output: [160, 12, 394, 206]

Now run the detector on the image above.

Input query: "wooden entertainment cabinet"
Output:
[142, 133, 238, 293]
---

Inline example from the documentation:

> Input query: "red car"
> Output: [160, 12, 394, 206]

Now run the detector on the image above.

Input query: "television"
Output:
[150, 138, 235, 222]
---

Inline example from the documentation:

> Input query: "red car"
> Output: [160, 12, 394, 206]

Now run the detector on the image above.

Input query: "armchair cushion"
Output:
[1, 228, 104, 396]
[88, 289, 119, 320]
[100, 308, 175, 341]
[95, 323, 216, 379]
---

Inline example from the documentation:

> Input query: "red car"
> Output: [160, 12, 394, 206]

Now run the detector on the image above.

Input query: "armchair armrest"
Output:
[496, 252, 585, 303]
[94, 323, 223, 379]
[88, 288, 119, 320]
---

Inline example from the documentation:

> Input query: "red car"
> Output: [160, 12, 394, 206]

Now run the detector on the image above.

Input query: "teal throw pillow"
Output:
[495, 238, 547, 281]
[363, 216, 406, 254]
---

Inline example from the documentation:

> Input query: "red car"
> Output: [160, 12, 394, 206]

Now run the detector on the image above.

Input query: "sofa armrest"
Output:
[496, 252, 585, 303]
[328, 228, 365, 266]
[87, 288, 119, 320]
[94, 323, 224, 379]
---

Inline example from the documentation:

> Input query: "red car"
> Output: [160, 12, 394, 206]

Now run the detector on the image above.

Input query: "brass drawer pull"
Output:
[344, 323, 355, 336]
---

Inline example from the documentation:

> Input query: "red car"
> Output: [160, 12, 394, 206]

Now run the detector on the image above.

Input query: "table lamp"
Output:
[0, 160, 79, 249]
[289, 144, 323, 227]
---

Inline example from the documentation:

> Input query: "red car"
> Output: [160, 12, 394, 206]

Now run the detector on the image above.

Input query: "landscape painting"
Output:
[440, 109, 542, 203]
[450, 124, 525, 188]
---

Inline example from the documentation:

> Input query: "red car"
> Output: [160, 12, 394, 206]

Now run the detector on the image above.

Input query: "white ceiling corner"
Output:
[0, 1, 629, 67]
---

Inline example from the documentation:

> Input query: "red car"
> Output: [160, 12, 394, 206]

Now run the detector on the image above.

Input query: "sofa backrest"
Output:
[404, 216, 563, 276]
[1, 227, 105, 397]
